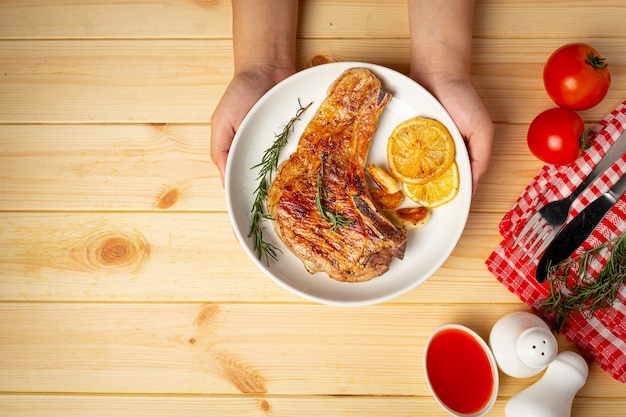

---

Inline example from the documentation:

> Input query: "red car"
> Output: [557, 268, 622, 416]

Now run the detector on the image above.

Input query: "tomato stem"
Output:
[586, 51, 608, 69]
[580, 128, 593, 151]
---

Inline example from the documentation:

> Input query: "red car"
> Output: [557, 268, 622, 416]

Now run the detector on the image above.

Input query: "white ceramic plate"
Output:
[225, 62, 471, 306]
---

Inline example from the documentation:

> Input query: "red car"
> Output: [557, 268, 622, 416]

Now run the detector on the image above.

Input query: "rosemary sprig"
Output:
[249, 176, 281, 265]
[537, 232, 626, 332]
[316, 153, 354, 232]
[248, 99, 313, 264]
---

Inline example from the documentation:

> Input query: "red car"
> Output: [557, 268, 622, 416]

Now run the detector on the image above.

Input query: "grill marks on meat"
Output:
[267, 68, 407, 282]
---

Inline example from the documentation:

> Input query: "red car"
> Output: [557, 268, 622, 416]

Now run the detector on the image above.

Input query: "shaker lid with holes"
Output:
[489, 311, 558, 378]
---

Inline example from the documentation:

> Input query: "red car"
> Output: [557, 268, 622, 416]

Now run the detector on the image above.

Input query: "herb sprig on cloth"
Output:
[249, 99, 312, 265]
[538, 232, 626, 332]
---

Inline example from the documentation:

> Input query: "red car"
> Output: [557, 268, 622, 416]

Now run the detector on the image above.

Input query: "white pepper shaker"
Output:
[489, 311, 558, 378]
[505, 350, 589, 417]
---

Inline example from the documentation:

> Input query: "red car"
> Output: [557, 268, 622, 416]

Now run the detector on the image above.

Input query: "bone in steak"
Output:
[267, 68, 407, 282]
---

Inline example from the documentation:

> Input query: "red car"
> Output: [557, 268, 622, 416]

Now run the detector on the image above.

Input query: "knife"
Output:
[535, 172, 626, 283]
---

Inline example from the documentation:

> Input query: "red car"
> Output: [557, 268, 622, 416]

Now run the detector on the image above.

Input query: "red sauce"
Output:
[425, 328, 494, 415]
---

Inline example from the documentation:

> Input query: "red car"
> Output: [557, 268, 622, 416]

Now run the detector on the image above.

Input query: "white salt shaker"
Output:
[489, 311, 558, 378]
[505, 350, 589, 417]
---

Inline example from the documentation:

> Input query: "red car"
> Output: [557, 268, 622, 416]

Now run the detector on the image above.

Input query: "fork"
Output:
[511, 132, 626, 262]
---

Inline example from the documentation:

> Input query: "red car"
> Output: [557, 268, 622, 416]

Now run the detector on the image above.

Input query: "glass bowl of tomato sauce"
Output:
[424, 324, 499, 416]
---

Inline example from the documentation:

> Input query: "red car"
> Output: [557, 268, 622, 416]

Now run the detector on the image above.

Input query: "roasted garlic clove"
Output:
[370, 188, 404, 211]
[367, 163, 399, 194]
[387, 206, 431, 230]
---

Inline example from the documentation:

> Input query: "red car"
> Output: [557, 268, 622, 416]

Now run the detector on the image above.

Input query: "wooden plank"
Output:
[0, 124, 221, 212]
[1, 395, 625, 417]
[0, 303, 623, 398]
[0, 0, 624, 40]
[473, 0, 626, 39]
[0, 211, 515, 303]
[0, 395, 478, 417]
[1, 39, 623, 124]
[0, 0, 232, 40]
[0, 212, 288, 302]
[0, 40, 231, 123]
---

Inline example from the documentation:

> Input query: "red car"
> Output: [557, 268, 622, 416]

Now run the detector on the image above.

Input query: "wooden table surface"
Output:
[1, 1, 625, 415]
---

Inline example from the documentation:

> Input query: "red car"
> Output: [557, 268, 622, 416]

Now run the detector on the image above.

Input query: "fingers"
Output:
[468, 117, 494, 192]
[210, 70, 293, 186]
[210, 124, 232, 186]
[437, 80, 493, 192]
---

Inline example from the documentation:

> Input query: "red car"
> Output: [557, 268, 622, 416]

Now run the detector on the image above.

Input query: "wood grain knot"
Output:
[310, 54, 335, 67]
[194, 304, 220, 327]
[82, 228, 150, 273]
[218, 354, 267, 394]
[260, 399, 271, 413]
[157, 187, 180, 209]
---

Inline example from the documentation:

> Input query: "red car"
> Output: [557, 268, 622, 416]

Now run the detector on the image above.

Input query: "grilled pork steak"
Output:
[267, 68, 407, 282]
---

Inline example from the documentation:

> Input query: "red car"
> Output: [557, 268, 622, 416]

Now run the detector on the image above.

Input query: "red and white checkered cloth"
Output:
[486, 100, 626, 383]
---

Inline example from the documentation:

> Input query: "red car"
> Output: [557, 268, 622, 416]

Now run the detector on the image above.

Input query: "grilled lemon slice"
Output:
[387, 117, 456, 185]
[402, 161, 459, 208]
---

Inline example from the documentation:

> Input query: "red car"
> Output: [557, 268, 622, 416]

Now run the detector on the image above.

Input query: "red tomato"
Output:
[543, 43, 611, 110]
[527, 108, 585, 165]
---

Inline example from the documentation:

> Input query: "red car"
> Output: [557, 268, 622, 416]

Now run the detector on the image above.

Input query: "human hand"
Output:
[414, 74, 493, 191]
[210, 68, 295, 184]
[406, 0, 491, 191]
